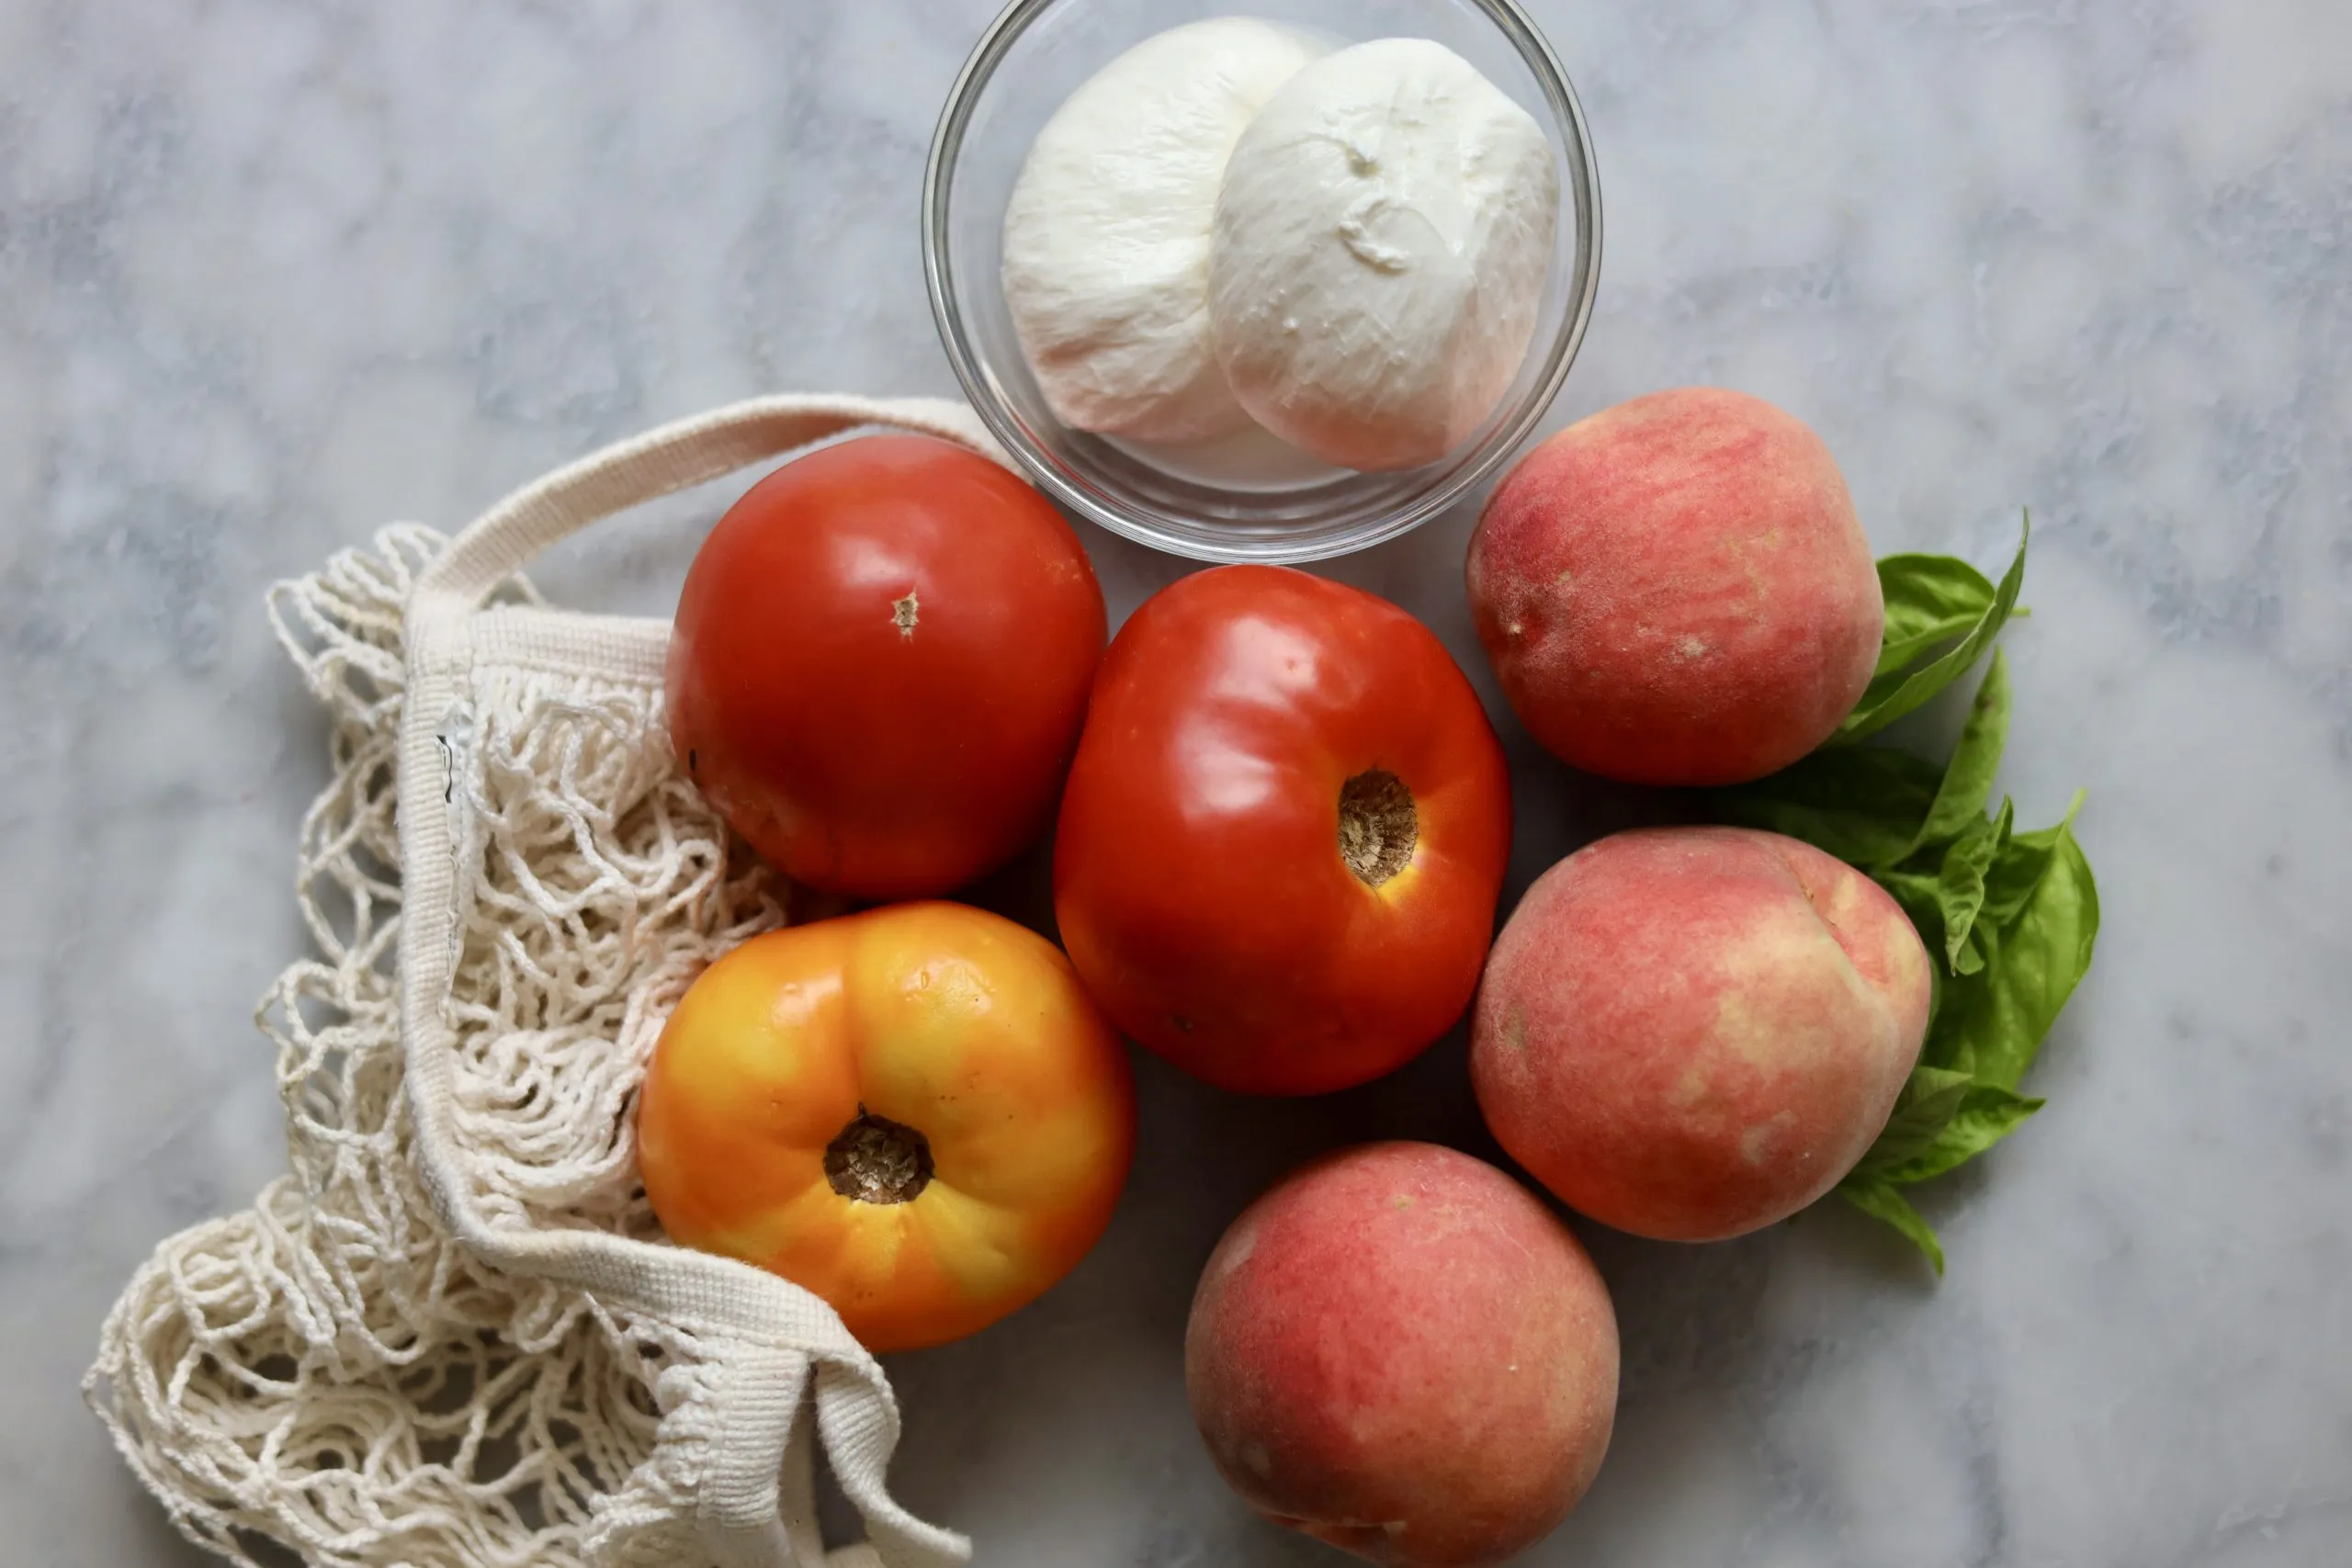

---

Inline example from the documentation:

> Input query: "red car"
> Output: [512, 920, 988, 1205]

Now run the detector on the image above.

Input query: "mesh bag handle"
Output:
[412, 393, 1003, 615]
[398, 396, 1005, 1568]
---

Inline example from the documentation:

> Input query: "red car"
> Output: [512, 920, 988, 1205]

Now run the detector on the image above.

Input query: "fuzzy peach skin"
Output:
[1471, 827, 1932, 1242]
[1185, 1142, 1619, 1568]
[1465, 387, 1883, 786]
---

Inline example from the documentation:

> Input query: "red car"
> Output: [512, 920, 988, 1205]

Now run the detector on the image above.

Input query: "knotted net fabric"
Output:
[86, 396, 998, 1568]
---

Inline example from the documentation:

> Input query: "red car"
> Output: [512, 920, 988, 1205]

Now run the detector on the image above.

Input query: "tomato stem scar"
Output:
[825, 1107, 934, 1203]
[1337, 770, 1417, 886]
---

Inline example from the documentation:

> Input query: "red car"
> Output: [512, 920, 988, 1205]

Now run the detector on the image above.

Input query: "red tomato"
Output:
[1053, 566, 1512, 1096]
[668, 435, 1106, 900]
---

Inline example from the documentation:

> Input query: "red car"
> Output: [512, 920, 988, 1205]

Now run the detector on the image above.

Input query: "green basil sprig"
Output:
[1713, 515, 2099, 1274]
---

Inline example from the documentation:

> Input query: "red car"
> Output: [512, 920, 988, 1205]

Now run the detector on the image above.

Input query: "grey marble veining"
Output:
[4, 2, 2348, 1564]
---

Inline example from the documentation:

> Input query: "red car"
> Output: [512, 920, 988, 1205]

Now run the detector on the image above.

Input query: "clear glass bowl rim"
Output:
[922, 0, 1605, 564]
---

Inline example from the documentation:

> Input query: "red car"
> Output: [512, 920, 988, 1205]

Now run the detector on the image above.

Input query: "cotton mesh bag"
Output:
[86, 395, 1004, 1568]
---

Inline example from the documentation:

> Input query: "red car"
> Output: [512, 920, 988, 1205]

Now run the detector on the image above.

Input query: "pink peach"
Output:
[1466, 387, 1883, 785]
[1472, 827, 1931, 1242]
[1185, 1141, 1619, 1568]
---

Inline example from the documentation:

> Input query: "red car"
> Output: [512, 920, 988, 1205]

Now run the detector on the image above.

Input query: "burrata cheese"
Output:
[1208, 39, 1559, 470]
[1001, 18, 1326, 445]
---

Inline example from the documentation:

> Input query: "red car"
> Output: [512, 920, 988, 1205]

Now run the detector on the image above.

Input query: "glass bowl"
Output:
[923, 0, 1602, 564]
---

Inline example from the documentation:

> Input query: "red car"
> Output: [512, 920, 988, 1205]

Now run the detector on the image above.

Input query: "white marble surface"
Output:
[4, 1, 2348, 1563]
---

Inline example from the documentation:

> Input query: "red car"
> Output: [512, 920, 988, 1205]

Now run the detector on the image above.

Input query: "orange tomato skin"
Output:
[1053, 566, 1513, 1097]
[636, 902, 1135, 1352]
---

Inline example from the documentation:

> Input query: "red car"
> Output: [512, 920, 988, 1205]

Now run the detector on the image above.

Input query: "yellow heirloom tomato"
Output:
[637, 901, 1135, 1352]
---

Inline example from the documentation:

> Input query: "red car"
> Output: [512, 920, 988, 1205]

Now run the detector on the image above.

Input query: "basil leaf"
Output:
[1936, 796, 2013, 971]
[1710, 521, 2103, 1278]
[1712, 746, 1944, 867]
[1912, 647, 2011, 852]
[1875, 1085, 2045, 1185]
[1838, 514, 2030, 742]
[1839, 1179, 1945, 1274]
[1981, 788, 2086, 927]
[1925, 824, 2098, 1090]
[1850, 1066, 1976, 1179]
[1875, 554, 1996, 676]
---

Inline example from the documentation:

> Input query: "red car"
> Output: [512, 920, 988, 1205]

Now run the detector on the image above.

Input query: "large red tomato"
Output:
[1054, 566, 1512, 1096]
[668, 435, 1106, 900]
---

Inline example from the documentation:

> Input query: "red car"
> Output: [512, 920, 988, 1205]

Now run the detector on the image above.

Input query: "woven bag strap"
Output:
[411, 393, 1004, 615]
[398, 395, 1002, 1568]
